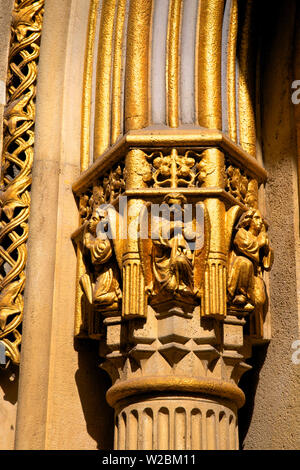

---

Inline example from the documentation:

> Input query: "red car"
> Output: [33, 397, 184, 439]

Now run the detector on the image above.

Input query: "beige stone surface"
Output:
[240, 1, 300, 450]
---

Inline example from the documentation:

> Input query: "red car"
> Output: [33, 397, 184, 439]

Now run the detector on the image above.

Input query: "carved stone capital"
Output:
[72, 129, 272, 449]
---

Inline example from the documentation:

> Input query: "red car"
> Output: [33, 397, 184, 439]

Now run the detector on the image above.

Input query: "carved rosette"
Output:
[0, 0, 44, 366]
[72, 130, 272, 449]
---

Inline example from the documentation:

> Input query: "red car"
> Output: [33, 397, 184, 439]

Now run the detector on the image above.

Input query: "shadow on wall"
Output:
[74, 338, 114, 450]
[238, 344, 269, 449]
[0, 363, 19, 405]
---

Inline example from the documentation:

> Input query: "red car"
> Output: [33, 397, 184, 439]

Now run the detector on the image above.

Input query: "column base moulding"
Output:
[106, 376, 245, 409]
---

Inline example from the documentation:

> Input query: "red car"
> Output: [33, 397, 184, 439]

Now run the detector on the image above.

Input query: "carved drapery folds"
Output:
[0, 0, 44, 366]
[228, 208, 273, 338]
[138, 194, 209, 313]
[72, 129, 272, 449]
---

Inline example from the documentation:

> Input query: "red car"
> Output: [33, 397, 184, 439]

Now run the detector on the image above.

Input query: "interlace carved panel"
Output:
[0, 0, 44, 365]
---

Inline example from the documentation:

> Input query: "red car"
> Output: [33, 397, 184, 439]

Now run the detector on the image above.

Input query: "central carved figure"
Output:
[152, 226, 194, 297]
[139, 193, 209, 308]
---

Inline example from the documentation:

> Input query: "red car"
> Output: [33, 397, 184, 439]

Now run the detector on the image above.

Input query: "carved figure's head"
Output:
[163, 193, 187, 207]
[237, 208, 264, 234]
[88, 210, 100, 234]
[250, 210, 264, 234]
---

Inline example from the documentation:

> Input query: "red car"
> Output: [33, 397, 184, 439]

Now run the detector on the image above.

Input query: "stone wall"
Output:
[239, 0, 300, 450]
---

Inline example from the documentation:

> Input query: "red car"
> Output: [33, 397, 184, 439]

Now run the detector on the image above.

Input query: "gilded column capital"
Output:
[72, 128, 272, 449]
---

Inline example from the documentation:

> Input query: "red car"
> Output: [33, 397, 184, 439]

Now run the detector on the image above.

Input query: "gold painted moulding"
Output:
[72, 129, 267, 196]
[106, 375, 246, 409]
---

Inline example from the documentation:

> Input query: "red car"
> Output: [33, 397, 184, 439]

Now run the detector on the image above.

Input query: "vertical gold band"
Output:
[125, 0, 153, 131]
[111, 0, 127, 145]
[166, 0, 182, 128]
[197, 0, 224, 129]
[94, 0, 117, 159]
[238, 0, 256, 158]
[81, 0, 100, 172]
[227, 0, 238, 143]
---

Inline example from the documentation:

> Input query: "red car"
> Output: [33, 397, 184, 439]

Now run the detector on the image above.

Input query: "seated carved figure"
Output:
[228, 209, 273, 315]
[138, 193, 209, 312]
[80, 209, 121, 310]
[152, 226, 194, 297]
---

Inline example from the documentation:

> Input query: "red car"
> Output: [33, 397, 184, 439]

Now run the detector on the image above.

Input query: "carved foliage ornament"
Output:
[0, 0, 44, 366]
[225, 159, 258, 208]
[79, 162, 125, 224]
[143, 148, 213, 188]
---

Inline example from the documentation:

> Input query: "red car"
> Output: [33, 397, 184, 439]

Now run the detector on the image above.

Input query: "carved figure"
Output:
[152, 225, 194, 297]
[228, 209, 273, 315]
[80, 208, 121, 311]
[139, 194, 210, 306]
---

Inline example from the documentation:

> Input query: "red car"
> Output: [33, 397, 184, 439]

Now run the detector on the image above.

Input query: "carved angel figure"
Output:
[151, 227, 194, 297]
[80, 208, 121, 311]
[139, 194, 209, 306]
[228, 209, 273, 314]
